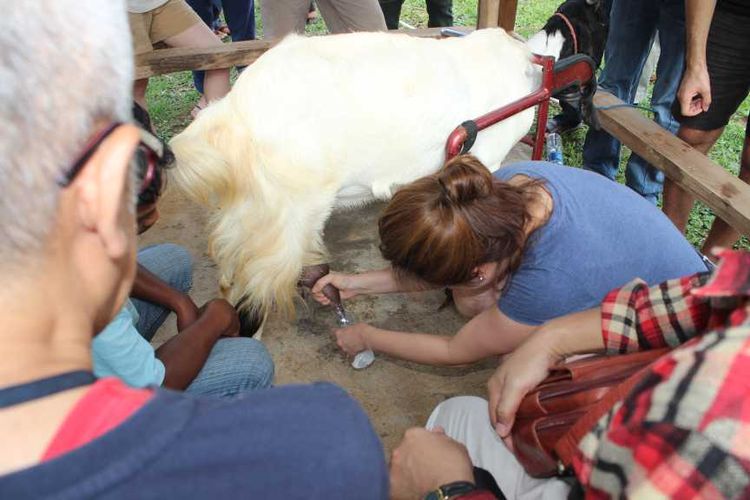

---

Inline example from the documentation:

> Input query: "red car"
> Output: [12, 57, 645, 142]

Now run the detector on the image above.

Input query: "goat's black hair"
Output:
[544, 0, 609, 67]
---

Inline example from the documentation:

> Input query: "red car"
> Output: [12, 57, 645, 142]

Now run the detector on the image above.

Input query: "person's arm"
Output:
[599, 273, 711, 353]
[311, 267, 438, 305]
[156, 299, 239, 390]
[335, 307, 535, 366]
[489, 273, 712, 437]
[131, 264, 199, 330]
[677, 0, 718, 116]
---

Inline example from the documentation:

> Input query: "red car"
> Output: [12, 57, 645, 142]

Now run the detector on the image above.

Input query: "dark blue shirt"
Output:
[494, 162, 707, 325]
[0, 383, 387, 499]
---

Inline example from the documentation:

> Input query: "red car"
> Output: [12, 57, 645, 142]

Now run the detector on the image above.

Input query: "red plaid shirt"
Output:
[573, 250, 750, 498]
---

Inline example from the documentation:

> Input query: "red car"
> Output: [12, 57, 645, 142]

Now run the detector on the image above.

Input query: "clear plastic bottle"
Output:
[334, 306, 375, 370]
[546, 132, 564, 165]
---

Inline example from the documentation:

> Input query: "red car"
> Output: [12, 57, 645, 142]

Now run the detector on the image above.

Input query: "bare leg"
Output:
[662, 125, 724, 232]
[133, 78, 149, 111]
[701, 132, 750, 254]
[163, 22, 230, 104]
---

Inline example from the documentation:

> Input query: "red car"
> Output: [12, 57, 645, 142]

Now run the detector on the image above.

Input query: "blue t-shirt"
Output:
[0, 383, 388, 499]
[91, 300, 166, 387]
[494, 162, 707, 325]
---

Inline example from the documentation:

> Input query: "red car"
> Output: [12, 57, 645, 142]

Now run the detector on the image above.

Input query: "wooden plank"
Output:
[477, 0, 517, 30]
[594, 91, 750, 236]
[498, 0, 518, 32]
[477, 0, 501, 28]
[134, 27, 472, 79]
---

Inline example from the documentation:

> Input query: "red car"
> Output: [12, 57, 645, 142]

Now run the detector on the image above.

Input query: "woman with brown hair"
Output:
[312, 155, 709, 366]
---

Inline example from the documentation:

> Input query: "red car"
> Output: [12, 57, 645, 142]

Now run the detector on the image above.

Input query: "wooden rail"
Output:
[594, 91, 750, 235]
[477, 0, 518, 31]
[135, 26, 472, 79]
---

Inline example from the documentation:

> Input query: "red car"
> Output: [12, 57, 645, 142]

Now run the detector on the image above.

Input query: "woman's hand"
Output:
[311, 272, 366, 305]
[334, 322, 377, 355]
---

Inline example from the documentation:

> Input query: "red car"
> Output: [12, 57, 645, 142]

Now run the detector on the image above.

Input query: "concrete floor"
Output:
[142, 143, 531, 454]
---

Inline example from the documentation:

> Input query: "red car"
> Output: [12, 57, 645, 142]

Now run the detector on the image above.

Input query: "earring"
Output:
[478, 275, 485, 282]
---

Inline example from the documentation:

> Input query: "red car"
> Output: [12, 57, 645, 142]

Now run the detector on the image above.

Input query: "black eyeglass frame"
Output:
[56, 122, 165, 195]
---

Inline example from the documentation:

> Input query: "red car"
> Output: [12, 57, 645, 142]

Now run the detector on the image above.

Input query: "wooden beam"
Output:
[477, 0, 517, 31]
[498, 0, 518, 32]
[594, 91, 750, 236]
[134, 27, 472, 79]
[477, 0, 501, 29]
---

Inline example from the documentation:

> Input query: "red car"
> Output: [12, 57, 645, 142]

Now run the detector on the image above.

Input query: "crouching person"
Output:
[92, 104, 274, 398]
[393, 249, 750, 498]
[0, 3, 387, 498]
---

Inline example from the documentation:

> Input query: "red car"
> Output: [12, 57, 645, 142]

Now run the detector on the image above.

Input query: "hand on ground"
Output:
[390, 427, 474, 500]
[333, 322, 374, 355]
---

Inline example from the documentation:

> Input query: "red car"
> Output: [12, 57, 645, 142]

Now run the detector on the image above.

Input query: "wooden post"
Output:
[594, 91, 750, 236]
[477, 0, 517, 31]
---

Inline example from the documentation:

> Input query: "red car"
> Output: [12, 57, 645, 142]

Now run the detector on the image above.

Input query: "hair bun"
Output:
[437, 154, 494, 205]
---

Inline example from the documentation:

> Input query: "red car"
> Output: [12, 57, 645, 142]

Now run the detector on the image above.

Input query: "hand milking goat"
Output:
[169, 0, 608, 335]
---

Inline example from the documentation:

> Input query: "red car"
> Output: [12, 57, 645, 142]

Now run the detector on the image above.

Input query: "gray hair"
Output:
[0, 1, 133, 268]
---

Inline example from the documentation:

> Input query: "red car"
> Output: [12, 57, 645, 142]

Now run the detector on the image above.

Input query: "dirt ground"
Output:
[141, 143, 531, 454]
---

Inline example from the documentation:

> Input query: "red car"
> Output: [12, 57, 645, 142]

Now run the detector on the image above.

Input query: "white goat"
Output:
[170, 28, 540, 322]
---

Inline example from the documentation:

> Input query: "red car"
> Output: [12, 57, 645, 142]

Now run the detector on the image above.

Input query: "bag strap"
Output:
[553, 352, 664, 468]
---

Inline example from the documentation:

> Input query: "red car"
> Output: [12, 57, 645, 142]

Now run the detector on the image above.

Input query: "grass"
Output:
[146, 0, 749, 249]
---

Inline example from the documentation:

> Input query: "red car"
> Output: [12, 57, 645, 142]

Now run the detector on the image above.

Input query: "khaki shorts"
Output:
[128, 0, 202, 55]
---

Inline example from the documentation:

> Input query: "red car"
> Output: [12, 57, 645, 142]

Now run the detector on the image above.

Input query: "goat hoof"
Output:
[234, 298, 264, 337]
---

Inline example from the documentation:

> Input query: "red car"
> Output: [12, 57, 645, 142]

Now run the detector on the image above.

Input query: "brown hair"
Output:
[378, 154, 544, 287]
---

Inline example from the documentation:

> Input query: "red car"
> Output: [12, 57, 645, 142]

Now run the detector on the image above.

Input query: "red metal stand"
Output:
[445, 54, 596, 162]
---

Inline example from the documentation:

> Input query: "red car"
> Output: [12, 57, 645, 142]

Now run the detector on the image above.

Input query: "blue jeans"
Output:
[186, 0, 256, 95]
[134, 244, 274, 398]
[582, 0, 685, 203]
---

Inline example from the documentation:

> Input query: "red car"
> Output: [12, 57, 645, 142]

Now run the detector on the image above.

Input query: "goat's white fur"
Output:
[526, 30, 565, 61]
[170, 28, 539, 318]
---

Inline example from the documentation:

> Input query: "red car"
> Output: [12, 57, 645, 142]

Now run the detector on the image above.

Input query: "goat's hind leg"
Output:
[234, 296, 265, 338]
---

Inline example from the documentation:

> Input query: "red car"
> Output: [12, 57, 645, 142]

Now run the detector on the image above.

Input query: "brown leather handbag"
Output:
[511, 348, 670, 478]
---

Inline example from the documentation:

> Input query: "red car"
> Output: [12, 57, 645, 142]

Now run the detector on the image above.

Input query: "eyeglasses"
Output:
[56, 122, 165, 196]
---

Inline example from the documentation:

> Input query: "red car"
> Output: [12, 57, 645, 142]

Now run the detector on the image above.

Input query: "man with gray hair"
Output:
[0, 2, 387, 497]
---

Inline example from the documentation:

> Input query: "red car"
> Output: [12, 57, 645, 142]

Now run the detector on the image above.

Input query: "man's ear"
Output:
[75, 124, 140, 259]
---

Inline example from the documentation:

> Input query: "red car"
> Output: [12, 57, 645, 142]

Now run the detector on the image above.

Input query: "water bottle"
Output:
[334, 306, 375, 370]
[546, 132, 564, 165]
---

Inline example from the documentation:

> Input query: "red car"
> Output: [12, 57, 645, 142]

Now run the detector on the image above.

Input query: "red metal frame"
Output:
[445, 54, 596, 161]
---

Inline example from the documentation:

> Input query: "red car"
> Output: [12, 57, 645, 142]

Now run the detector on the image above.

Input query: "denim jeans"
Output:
[187, 0, 256, 95]
[582, 0, 685, 203]
[134, 243, 274, 397]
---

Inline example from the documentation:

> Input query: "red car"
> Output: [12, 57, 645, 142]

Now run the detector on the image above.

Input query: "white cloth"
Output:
[127, 0, 169, 13]
[426, 396, 571, 500]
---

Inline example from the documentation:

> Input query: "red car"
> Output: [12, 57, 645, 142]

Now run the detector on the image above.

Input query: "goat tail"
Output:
[168, 101, 246, 208]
